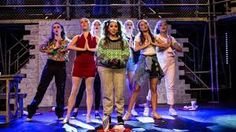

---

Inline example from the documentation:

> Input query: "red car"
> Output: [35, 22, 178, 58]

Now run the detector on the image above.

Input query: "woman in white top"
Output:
[123, 19, 164, 120]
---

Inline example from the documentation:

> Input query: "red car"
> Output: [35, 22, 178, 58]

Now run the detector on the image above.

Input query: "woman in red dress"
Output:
[64, 18, 97, 123]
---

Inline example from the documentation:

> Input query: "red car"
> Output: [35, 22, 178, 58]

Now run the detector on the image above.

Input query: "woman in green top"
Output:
[96, 19, 130, 130]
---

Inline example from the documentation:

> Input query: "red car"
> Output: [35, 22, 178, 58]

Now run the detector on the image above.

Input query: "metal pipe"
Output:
[200, 23, 207, 70]
[66, 0, 70, 20]
[4, 33, 7, 74]
[16, 53, 19, 73]
[8, 50, 11, 74]
[213, 0, 231, 5]
[208, 0, 215, 101]
[213, 0, 220, 102]
[186, 71, 210, 74]
[0, 36, 4, 74]
[138, 0, 141, 19]
[0, 3, 209, 8]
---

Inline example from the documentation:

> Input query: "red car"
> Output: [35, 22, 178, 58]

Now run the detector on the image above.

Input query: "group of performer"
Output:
[25, 18, 182, 130]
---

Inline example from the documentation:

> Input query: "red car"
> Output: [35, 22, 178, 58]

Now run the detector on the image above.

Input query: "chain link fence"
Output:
[0, 0, 212, 20]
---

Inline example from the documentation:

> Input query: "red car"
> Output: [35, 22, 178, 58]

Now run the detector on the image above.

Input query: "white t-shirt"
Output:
[134, 34, 156, 55]
[155, 34, 177, 58]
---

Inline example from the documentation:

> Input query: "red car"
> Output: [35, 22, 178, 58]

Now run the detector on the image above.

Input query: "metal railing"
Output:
[4, 33, 32, 74]
[0, 0, 209, 20]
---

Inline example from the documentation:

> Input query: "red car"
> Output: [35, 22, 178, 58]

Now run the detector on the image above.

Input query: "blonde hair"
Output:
[154, 19, 168, 34]
[124, 19, 134, 29]
[91, 19, 102, 36]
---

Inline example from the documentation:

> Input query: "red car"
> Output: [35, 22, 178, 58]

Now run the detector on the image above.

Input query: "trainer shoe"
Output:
[95, 111, 101, 119]
[131, 109, 138, 116]
[117, 116, 124, 125]
[169, 108, 177, 116]
[102, 115, 110, 131]
[143, 107, 150, 116]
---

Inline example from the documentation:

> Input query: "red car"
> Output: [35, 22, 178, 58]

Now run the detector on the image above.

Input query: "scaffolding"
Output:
[0, 0, 234, 102]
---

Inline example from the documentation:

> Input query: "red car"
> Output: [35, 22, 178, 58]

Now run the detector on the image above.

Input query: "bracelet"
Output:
[172, 42, 176, 46]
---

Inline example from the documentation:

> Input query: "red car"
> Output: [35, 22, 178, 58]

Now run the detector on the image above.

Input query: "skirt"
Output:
[133, 55, 164, 86]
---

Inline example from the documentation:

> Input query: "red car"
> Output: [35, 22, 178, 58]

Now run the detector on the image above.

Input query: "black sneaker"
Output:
[55, 107, 64, 119]
[95, 111, 101, 119]
[27, 105, 36, 119]
[117, 116, 124, 125]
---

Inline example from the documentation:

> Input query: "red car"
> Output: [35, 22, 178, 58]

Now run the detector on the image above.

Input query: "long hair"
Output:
[49, 22, 65, 43]
[154, 19, 168, 35]
[137, 19, 155, 45]
[91, 19, 102, 37]
[102, 19, 125, 50]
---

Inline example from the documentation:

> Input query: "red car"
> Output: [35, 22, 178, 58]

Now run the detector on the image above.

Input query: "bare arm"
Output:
[171, 42, 183, 52]
[67, 35, 86, 51]
[154, 38, 171, 50]
[134, 41, 150, 51]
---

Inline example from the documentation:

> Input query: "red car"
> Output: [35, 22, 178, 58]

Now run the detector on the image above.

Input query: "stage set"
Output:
[0, 0, 236, 132]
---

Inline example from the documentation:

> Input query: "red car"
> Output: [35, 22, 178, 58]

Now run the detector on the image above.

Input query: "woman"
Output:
[124, 19, 140, 117]
[71, 19, 102, 119]
[145, 19, 182, 116]
[96, 19, 130, 130]
[63, 18, 97, 123]
[27, 22, 69, 121]
[123, 19, 164, 121]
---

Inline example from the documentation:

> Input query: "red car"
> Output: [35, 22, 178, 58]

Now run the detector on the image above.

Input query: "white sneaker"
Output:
[86, 115, 91, 123]
[26, 117, 32, 122]
[143, 107, 150, 116]
[58, 117, 64, 121]
[63, 117, 69, 124]
[169, 108, 177, 116]
[131, 109, 138, 116]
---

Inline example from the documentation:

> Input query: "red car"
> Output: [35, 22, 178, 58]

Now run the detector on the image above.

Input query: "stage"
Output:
[0, 1, 236, 132]
[1, 104, 236, 132]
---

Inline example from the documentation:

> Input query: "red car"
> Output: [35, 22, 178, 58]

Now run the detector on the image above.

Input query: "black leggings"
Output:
[74, 73, 101, 110]
[29, 59, 66, 117]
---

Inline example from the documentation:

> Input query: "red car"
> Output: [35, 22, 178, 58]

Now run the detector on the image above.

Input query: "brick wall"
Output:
[20, 19, 194, 108]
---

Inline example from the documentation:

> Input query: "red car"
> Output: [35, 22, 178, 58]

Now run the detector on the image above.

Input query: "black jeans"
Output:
[74, 73, 101, 111]
[28, 59, 66, 117]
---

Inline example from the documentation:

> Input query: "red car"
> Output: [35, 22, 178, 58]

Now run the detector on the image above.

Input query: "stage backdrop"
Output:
[19, 19, 194, 108]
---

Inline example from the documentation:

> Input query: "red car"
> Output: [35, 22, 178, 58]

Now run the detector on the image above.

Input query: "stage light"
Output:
[212, 115, 236, 129]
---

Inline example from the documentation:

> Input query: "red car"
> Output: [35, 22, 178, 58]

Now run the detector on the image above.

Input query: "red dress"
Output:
[72, 33, 97, 78]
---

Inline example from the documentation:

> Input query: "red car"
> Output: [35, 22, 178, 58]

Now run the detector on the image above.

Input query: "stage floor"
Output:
[1, 104, 236, 132]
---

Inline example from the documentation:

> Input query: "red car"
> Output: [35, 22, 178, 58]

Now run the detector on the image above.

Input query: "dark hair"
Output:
[137, 19, 155, 45]
[49, 22, 65, 43]
[102, 19, 124, 50]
